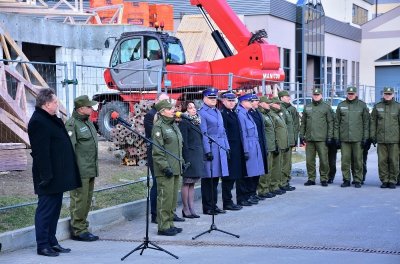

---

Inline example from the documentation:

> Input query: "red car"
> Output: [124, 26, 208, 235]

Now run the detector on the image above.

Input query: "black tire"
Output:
[98, 101, 129, 141]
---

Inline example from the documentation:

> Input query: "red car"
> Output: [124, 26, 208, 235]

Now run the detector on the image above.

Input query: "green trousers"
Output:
[306, 141, 329, 182]
[258, 153, 273, 194]
[156, 174, 179, 231]
[341, 142, 363, 183]
[377, 143, 399, 184]
[281, 148, 292, 186]
[269, 152, 282, 192]
[70, 177, 95, 236]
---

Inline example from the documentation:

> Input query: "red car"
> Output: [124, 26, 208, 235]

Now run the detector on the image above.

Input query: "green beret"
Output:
[383, 87, 394, 94]
[259, 96, 269, 103]
[278, 90, 289, 98]
[347, 86, 357, 93]
[155, 99, 173, 112]
[74, 95, 97, 109]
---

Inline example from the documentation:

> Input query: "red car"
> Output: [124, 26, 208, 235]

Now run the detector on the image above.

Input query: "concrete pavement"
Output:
[1, 148, 399, 264]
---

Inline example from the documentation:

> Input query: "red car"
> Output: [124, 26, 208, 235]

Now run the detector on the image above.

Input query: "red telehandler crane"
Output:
[92, 0, 284, 140]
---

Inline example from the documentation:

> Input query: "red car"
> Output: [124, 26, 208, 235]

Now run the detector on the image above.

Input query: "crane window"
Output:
[146, 38, 162, 60]
[120, 38, 141, 64]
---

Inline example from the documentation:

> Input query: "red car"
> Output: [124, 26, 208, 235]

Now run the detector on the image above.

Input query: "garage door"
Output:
[375, 66, 400, 101]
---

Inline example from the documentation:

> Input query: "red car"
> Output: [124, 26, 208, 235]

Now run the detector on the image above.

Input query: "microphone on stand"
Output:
[111, 111, 132, 127]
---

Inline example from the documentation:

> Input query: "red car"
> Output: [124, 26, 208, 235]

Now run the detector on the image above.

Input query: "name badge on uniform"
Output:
[341, 106, 348, 110]
[377, 108, 384, 112]
[306, 107, 312, 111]
[80, 127, 89, 133]
[165, 128, 173, 133]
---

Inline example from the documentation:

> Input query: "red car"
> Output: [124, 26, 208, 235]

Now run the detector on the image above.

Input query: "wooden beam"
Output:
[0, 108, 30, 146]
[0, 34, 11, 60]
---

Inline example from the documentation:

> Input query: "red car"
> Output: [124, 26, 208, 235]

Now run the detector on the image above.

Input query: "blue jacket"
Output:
[237, 104, 265, 177]
[199, 103, 230, 177]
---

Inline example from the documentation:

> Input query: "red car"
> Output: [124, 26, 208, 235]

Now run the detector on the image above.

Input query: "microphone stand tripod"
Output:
[182, 119, 239, 240]
[117, 121, 180, 260]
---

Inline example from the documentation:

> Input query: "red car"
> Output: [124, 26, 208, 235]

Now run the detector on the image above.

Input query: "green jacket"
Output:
[281, 102, 299, 146]
[259, 108, 276, 152]
[152, 115, 183, 176]
[65, 110, 98, 179]
[300, 100, 333, 142]
[335, 98, 369, 142]
[270, 107, 289, 150]
[370, 99, 400, 144]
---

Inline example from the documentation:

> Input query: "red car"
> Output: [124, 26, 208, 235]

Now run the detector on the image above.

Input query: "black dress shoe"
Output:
[341, 181, 350, 187]
[71, 232, 99, 242]
[37, 248, 59, 257]
[304, 180, 316, 186]
[388, 183, 396, 189]
[151, 215, 157, 224]
[223, 204, 242, 211]
[182, 210, 195, 219]
[321, 181, 328, 187]
[253, 195, 266, 200]
[173, 214, 185, 222]
[203, 209, 217, 215]
[396, 181, 400, 186]
[51, 244, 71, 253]
[247, 198, 259, 204]
[171, 226, 183, 233]
[272, 189, 284, 195]
[158, 227, 177, 236]
[327, 179, 334, 184]
[238, 200, 252, 206]
[354, 183, 362, 188]
[214, 207, 226, 214]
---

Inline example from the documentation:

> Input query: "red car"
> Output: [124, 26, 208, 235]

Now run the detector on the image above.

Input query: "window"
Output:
[115, 38, 141, 66]
[327, 57, 332, 89]
[335, 59, 341, 91]
[146, 38, 161, 60]
[351, 61, 356, 85]
[356, 62, 359, 87]
[283, 48, 290, 83]
[342, 60, 348, 88]
[377, 48, 400, 61]
[352, 4, 368, 25]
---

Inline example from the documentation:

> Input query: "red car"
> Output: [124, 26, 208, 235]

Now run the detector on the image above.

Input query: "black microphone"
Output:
[111, 112, 132, 127]
[175, 111, 191, 120]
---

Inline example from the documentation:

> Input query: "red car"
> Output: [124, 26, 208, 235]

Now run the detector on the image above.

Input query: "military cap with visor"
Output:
[74, 95, 97, 109]
[203, 88, 218, 98]
[238, 93, 254, 102]
[278, 90, 290, 98]
[154, 99, 173, 112]
[347, 86, 357, 93]
[383, 87, 394, 94]
[312, 88, 322, 95]
[221, 91, 237, 100]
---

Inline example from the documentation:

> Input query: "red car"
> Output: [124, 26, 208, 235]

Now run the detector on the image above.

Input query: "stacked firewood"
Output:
[109, 100, 153, 166]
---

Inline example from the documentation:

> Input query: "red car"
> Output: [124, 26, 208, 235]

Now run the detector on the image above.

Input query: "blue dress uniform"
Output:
[220, 92, 246, 210]
[236, 93, 265, 204]
[199, 88, 230, 214]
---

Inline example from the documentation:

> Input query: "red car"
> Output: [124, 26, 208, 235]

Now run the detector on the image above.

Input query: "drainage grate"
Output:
[101, 238, 400, 255]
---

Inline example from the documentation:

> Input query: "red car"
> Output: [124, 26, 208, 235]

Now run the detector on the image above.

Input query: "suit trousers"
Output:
[70, 177, 95, 236]
[201, 177, 220, 211]
[35, 193, 63, 250]
[221, 178, 236, 206]
[147, 150, 157, 218]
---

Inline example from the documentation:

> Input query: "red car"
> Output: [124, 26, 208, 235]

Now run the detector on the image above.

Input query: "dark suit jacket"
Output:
[28, 107, 81, 195]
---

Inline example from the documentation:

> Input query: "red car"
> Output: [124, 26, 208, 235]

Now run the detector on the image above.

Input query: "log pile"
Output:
[109, 100, 153, 166]
[0, 143, 27, 171]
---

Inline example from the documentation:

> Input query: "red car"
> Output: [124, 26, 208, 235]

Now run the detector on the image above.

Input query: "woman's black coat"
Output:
[178, 119, 207, 178]
[28, 107, 81, 195]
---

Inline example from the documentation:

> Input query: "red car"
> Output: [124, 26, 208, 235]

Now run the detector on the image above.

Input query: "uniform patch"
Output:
[340, 106, 348, 110]
[68, 131, 73, 137]
[155, 132, 161, 137]
[377, 108, 384, 112]
[79, 126, 89, 133]
[165, 128, 173, 133]
[306, 106, 312, 110]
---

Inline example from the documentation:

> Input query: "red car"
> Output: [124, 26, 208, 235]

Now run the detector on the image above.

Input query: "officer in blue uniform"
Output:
[236, 93, 265, 206]
[220, 91, 244, 211]
[198, 88, 230, 215]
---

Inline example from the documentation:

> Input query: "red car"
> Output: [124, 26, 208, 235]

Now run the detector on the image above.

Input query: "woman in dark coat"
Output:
[28, 88, 81, 257]
[178, 102, 206, 218]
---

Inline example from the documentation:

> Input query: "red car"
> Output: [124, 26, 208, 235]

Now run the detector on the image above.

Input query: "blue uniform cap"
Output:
[221, 91, 237, 100]
[238, 93, 254, 102]
[251, 93, 260, 101]
[203, 88, 219, 98]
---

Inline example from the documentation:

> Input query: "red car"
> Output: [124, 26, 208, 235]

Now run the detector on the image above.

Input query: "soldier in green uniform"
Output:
[335, 87, 370, 188]
[269, 97, 290, 194]
[257, 97, 277, 198]
[66, 95, 99, 242]
[300, 88, 334, 187]
[152, 99, 184, 236]
[370, 87, 400, 189]
[278, 90, 299, 191]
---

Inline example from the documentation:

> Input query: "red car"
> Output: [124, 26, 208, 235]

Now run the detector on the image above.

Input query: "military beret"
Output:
[312, 88, 322, 95]
[203, 88, 218, 98]
[347, 86, 357, 93]
[270, 97, 281, 104]
[154, 99, 173, 112]
[278, 90, 290, 98]
[221, 91, 237, 100]
[383, 87, 394, 94]
[238, 93, 254, 102]
[74, 95, 97, 109]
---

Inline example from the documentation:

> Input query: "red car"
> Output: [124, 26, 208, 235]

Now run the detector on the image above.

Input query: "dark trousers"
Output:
[201, 177, 219, 211]
[148, 153, 157, 218]
[328, 145, 337, 181]
[236, 177, 252, 202]
[250, 176, 260, 196]
[352, 146, 369, 182]
[35, 193, 63, 250]
[221, 178, 237, 206]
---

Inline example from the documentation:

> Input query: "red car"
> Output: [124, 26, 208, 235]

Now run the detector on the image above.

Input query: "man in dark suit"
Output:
[220, 91, 244, 211]
[28, 88, 81, 257]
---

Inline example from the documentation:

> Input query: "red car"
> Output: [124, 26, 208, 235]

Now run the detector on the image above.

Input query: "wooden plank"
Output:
[0, 143, 26, 150]
[15, 82, 28, 114]
[0, 34, 11, 60]
[0, 108, 30, 146]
